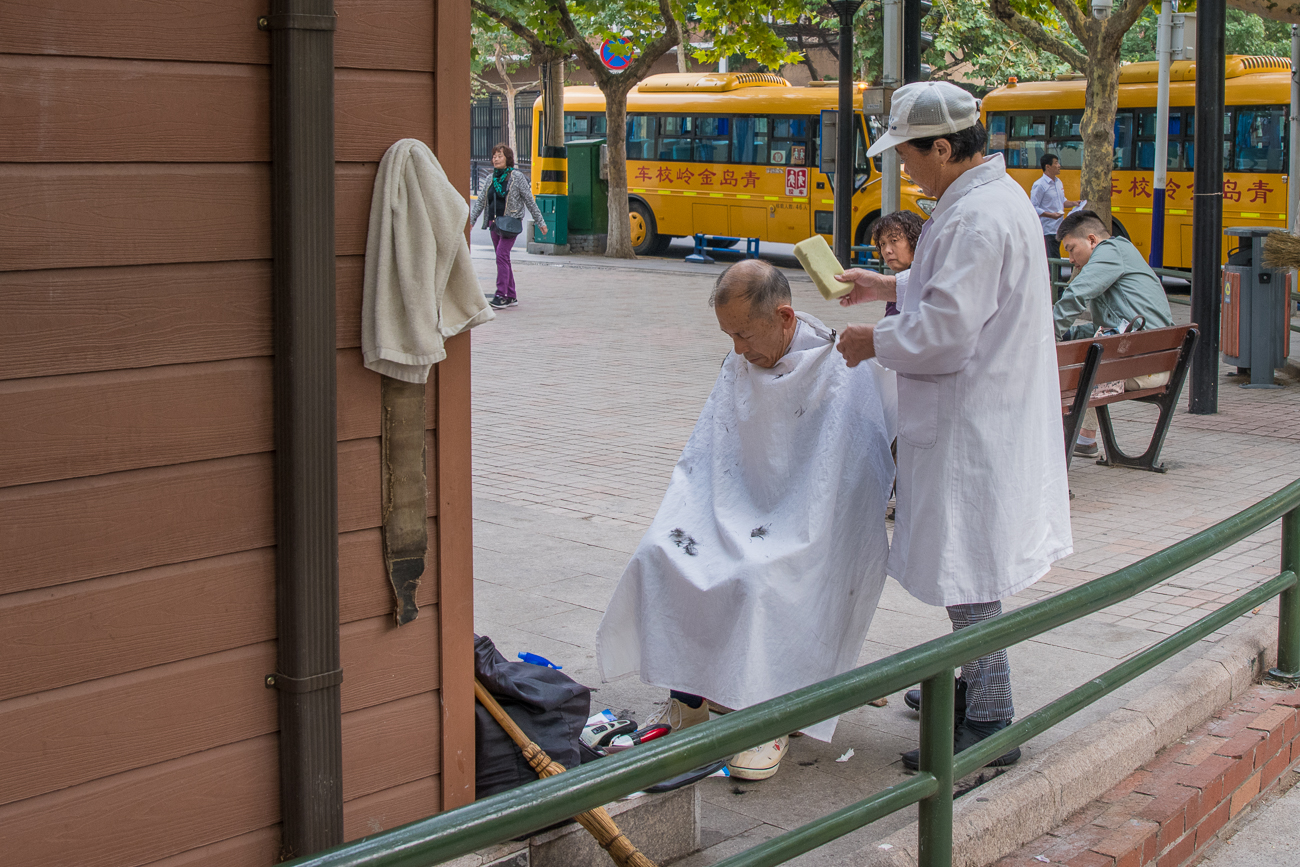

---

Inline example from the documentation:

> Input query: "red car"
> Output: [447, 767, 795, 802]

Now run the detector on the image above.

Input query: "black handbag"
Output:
[493, 214, 523, 237]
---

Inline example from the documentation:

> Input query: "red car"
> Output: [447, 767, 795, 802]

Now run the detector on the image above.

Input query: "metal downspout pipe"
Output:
[264, 0, 344, 857]
[1189, 0, 1224, 414]
[1149, 0, 1172, 268]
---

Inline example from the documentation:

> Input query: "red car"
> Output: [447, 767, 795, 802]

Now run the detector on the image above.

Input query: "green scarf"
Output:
[492, 166, 512, 199]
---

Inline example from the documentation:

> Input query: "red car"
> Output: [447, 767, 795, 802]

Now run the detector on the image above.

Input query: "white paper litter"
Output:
[709, 766, 731, 778]
[878, 844, 893, 850]
[1034, 856, 1050, 863]
[835, 748, 855, 763]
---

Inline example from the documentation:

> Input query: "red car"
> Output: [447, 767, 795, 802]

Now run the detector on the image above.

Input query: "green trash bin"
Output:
[566, 138, 608, 235]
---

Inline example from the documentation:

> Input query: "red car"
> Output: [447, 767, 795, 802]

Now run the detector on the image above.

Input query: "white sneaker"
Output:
[644, 697, 710, 733]
[727, 736, 789, 780]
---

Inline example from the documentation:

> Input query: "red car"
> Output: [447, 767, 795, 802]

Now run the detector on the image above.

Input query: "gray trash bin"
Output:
[1221, 226, 1292, 388]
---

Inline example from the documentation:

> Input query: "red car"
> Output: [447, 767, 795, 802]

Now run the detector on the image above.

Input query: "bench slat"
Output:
[1092, 348, 1181, 384]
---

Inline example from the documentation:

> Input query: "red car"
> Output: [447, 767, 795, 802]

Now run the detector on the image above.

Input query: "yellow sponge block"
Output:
[793, 235, 851, 300]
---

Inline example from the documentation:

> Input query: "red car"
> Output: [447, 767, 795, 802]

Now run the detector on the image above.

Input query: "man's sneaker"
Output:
[1073, 441, 1100, 458]
[900, 719, 1020, 771]
[644, 697, 710, 733]
[903, 678, 967, 724]
[489, 294, 509, 309]
[728, 736, 789, 780]
[503, 296, 518, 306]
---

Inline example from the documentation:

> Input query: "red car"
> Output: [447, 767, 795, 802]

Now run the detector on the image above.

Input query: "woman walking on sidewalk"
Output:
[468, 143, 547, 309]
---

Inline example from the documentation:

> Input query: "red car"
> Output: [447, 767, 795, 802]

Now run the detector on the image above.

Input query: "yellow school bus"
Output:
[531, 72, 935, 255]
[982, 55, 1291, 266]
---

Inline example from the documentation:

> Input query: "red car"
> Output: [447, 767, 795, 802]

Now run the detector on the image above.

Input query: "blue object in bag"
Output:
[518, 651, 562, 669]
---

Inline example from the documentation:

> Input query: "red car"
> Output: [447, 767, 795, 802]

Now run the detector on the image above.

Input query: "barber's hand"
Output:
[837, 324, 876, 368]
[835, 269, 892, 307]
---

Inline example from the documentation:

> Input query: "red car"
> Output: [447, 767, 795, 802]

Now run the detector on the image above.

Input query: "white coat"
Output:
[598, 314, 894, 741]
[872, 154, 1072, 607]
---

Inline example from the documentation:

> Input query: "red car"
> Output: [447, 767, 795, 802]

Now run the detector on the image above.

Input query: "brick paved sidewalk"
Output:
[467, 247, 1300, 864]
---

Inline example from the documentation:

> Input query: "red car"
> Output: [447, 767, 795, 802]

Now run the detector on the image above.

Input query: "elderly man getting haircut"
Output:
[597, 259, 895, 780]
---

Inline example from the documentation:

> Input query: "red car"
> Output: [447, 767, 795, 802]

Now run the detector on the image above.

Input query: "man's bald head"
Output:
[710, 260, 798, 368]
[709, 259, 792, 317]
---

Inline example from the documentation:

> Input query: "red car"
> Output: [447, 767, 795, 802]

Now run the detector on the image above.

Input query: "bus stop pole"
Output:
[831, 1, 864, 266]
[1290, 26, 1299, 233]
[1189, 0, 1225, 414]
[880, 0, 903, 221]
[1149, 0, 1172, 268]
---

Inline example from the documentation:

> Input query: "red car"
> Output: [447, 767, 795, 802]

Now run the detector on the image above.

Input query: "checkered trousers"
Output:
[946, 601, 1014, 723]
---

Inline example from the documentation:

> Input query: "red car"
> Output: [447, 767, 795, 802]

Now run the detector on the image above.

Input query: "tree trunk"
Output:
[1079, 42, 1121, 228]
[602, 86, 634, 258]
[544, 59, 566, 149]
[504, 87, 518, 158]
[676, 19, 688, 73]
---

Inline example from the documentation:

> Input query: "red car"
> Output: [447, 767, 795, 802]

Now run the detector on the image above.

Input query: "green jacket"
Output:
[1053, 237, 1174, 341]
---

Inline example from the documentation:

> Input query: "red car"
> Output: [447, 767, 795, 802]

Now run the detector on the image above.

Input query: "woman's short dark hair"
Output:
[1040, 152, 1060, 171]
[906, 121, 988, 162]
[492, 143, 515, 167]
[872, 209, 925, 252]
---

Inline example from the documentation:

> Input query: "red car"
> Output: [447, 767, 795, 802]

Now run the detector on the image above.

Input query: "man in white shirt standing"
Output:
[1029, 153, 1080, 261]
[833, 82, 1073, 771]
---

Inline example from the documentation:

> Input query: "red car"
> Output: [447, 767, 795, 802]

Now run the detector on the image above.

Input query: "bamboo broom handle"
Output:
[474, 679, 657, 867]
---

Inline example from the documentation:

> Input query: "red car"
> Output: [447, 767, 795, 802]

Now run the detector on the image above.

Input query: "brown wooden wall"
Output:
[0, 1, 475, 864]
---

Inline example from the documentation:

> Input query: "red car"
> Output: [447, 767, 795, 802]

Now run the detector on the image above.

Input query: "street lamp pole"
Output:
[830, 0, 865, 266]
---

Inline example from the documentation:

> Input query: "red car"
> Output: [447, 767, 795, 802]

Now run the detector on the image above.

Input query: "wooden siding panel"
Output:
[0, 735, 279, 867]
[335, 0, 435, 71]
[0, 0, 268, 65]
[343, 775, 441, 842]
[338, 348, 381, 442]
[0, 358, 273, 488]
[0, 55, 268, 162]
[0, 549, 275, 702]
[0, 164, 271, 272]
[0, 643, 277, 808]
[0, 0, 435, 71]
[335, 69, 435, 163]
[337, 162, 378, 256]
[337, 432, 438, 533]
[0, 454, 274, 595]
[0, 261, 272, 381]
[341, 693, 442, 801]
[340, 613, 440, 714]
[0, 521, 437, 701]
[337, 255, 365, 348]
[141, 827, 280, 867]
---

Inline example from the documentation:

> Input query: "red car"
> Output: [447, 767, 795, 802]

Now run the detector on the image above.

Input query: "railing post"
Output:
[917, 674, 954, 867]
[1270, 509, 1300, 684]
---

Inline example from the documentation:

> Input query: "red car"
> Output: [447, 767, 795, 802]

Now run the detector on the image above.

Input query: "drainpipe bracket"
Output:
[266, 668, 344, 693]
[258, 13, 338, 32]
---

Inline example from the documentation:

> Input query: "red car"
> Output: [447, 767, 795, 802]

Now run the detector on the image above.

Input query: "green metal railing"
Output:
[286, 478, 1300, 867]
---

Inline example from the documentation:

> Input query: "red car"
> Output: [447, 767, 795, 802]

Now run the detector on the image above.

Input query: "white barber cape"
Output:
[597, 314, 894, 742]
[873, 154, 1073, 608]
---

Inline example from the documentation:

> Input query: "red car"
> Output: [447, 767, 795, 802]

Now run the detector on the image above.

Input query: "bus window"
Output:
[564, 114, 588, 137]
[695, 116, 731, 162]
[730, 116, 770, 164]
[1233, 108, 1287, 172]
[770, 116, 812, 166]
[626, 114, 654, 159]
[1113, 112, 1134, 169]
[658, 115, 694, 160]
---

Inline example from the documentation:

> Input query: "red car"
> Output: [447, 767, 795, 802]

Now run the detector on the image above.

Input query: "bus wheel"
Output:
[629, 201, 667, 256]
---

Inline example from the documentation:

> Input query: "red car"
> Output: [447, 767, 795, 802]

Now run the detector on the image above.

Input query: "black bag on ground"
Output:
[474, 634, 593, 799]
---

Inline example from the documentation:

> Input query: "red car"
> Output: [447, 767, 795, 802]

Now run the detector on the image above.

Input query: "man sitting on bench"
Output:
[1052, 210, 1175, 459]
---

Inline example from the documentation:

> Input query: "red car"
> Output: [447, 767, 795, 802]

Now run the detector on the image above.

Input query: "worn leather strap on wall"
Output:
[380, 375, 428, 625]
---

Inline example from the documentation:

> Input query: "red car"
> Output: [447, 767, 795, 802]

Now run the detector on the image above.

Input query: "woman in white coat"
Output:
[834, 82, 1073, 770]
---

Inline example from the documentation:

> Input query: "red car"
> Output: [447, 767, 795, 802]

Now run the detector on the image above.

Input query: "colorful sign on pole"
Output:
[600, 37, 635, 71]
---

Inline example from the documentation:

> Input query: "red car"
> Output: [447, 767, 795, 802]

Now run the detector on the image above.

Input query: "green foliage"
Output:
[1120, 6, 1291, 62]
[928, 0, 1078, 86]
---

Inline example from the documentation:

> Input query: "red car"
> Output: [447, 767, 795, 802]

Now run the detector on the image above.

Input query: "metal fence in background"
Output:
[470, 92, 538, 195]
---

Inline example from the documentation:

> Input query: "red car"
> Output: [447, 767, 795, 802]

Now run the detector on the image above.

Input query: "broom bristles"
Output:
[1262, 231, 1300, 270]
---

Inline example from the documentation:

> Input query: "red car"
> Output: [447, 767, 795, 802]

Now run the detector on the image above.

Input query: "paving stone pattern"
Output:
[468, 245, 1300, 864]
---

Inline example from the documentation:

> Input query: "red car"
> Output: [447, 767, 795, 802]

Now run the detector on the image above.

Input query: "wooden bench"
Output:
[1057, 324, 1199, 473]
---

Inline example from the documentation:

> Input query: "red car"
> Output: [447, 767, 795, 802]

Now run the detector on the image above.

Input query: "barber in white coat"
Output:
[834, 82, 1072, 770]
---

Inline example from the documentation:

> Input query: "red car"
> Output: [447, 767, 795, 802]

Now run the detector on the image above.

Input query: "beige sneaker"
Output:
[727, 736, 789, 780]
[644, 697, 710, 733]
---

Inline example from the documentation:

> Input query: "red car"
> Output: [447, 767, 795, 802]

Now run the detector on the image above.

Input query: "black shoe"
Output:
[900, 719, 1020, 772]
[1073, 441, 1100, 458]
[504, 296, 518, 306]
[489, 295, 509, 309]
[903, 678, 967, 724]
